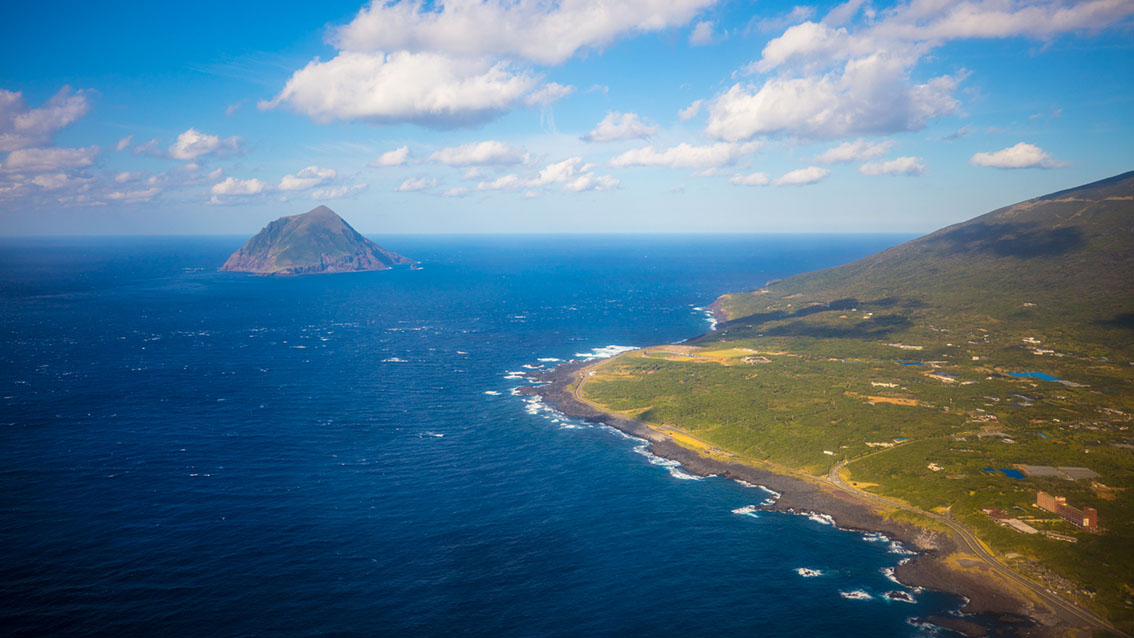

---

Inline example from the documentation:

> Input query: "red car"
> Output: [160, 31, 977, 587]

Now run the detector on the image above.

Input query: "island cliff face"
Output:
[221, 206, 412, 275]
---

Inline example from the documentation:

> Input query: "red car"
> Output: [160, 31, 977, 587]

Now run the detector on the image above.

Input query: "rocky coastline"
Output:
[519, 358, 1083, 638]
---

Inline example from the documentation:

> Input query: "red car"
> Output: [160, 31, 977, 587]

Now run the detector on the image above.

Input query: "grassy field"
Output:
[580, 173, 1134, 629]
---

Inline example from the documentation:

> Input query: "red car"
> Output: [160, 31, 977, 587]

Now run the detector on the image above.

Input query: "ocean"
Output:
[0, 235, 975, 636]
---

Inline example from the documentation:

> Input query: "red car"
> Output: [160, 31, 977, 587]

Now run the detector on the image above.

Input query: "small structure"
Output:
[1036, 491, 1098, 532]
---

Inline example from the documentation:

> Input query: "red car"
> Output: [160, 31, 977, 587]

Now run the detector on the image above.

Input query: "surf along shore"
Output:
[519, 354, 1117, 638]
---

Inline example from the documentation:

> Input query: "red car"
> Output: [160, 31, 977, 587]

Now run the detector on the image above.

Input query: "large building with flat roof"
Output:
[1036, 491, 1098, 532]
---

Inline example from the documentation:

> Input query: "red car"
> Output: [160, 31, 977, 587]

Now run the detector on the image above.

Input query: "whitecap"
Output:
[795, 568, 823, 577]
[537, 357, 561, 362]
[574, 345, 637, 360]
[382, 357, 407, 363]
[807, 513, 836, 526]
[483, 390, 502, 396]
[888, 541, 917, 556]
[668, 467, 708, 480]
[839, 589, 873, 600]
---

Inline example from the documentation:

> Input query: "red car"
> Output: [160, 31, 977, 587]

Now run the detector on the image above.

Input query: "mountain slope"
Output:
[221, 206, 412, 275]
[712, 170, 1134, 357]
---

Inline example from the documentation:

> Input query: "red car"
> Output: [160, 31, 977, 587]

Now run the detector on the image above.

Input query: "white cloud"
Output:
[755, 21, 854, 73]
[370, 146, 411, 167]
[564, 174, 619, 192]
[710, 0, 1134, 143]
[689, 20, 716, 46]
[582, 112, 658, 142]
[816, 139, 894, 163]
[270, 1, 715, 126]
[263, 51, 538, 127]
[396, 176, 438, 191]
[2, 146, 99, 172]
[31, 173, 88, 190]
[707, 54, 963, 141]
[678, 99, 703, 121]
[730, 172, 770, 186]
[106, 187, 160, 203]
[476, 174, 526, 191]
[312, 183, 368, 199]
[774, 166, 829, 186]
[871, 0, 1134, 43]
[442, 186, 471, 197]
[0, 86, 92, 152]
[429, 140, 528, 166]
[168, 128, 242, 161]
[334, 0, 716, 65]
[860, 156, 925, 175]
[211, 177, 269, 196]
[279, 166, 337, 191]
[609, 142, 752, 169]
[115, 136, 133, 152]
[970, 142, 1066, 169]
[115, 171, 143, 183]
[475, 156, 618, 193]
[524, 83, 575, 106]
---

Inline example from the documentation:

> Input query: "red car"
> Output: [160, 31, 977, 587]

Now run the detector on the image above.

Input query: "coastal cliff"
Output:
[221, 205, 412, 275]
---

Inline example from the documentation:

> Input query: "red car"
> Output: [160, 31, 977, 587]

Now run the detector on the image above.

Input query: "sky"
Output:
[1, 0, 1132, 236]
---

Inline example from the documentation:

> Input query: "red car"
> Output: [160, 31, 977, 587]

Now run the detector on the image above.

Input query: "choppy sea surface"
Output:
[1, 235, 979, 636]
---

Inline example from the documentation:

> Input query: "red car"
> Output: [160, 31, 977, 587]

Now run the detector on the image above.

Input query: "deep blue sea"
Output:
[1, 235, 976, 637]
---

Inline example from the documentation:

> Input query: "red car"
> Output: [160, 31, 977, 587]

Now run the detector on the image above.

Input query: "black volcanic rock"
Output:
[221, 206, 412, 275]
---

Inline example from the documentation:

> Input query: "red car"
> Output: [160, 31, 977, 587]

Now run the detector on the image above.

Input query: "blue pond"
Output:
[1008, 372, 1063, 382]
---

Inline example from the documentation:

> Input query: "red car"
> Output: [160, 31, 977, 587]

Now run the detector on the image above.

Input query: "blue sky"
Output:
[1, 0, 1131, 235]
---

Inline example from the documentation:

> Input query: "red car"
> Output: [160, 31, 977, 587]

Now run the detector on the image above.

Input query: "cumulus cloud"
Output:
[582, 112, 658, 142]
[678, 99, 703, 121]
[279, 166, 336, 191]
[115, 136, 133, 152]
[0, 86, 92, 152]
[729, 172, 770, 186]
[263, 51, 538, 127]
[704, 0, 1134, 142]
[397, 176, 438, 191]
[689, 20, 716, 46]
[211, 177, 269, 197]
[816, 139, 894, 163]
[334, 0, 716, 65]
[312, 183, 368, 199]
[429, 140, 528, 166]
[442, 186, 471, 197]
[475, 156, 618, 193]
[774, 166, 829, 186]
[970, 142, 1066, 169]
[859, 156, 925, 175]
[168, 128, 243, 161]
[524, 82, 575, 106]
[370, 146, 411, 167]
[1, 146, 99, 172]
[707, 54, 964, 141]
[609, 142, 754, 170]
[269, 1, 714, 126]
[106, 187, 161, 203]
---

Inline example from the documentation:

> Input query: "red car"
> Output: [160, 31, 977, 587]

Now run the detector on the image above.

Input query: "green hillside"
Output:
[579, 172, 1134, 629]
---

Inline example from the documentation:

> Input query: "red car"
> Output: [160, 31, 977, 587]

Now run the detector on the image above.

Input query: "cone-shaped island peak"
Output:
[221, 206, 412, 275]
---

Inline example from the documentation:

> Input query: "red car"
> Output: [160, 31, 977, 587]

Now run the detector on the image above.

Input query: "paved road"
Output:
[828, 459, 1123, 636]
